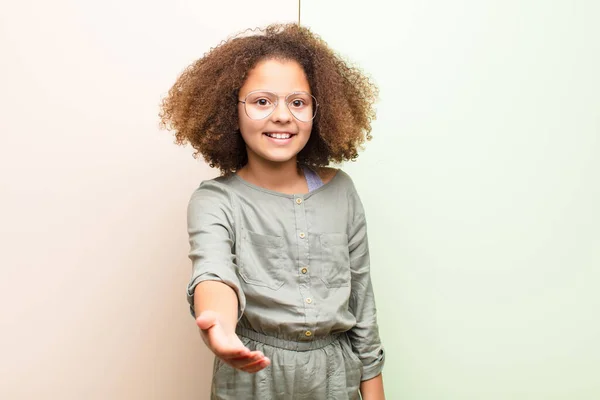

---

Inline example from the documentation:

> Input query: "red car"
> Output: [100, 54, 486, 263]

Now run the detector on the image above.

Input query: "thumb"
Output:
[196, 310, 219, 331]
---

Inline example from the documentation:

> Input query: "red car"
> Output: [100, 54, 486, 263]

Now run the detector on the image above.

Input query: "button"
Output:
[301, 267, 308, 274]
[306, 298, 312, 304]
[299, 232, 306, 239]
[295, 198, 303, 205]
[305, 330, 312, 337]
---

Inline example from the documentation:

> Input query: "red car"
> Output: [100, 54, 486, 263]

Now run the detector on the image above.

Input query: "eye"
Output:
[290, 99, 306, 108]
[255, 98, 272, 106]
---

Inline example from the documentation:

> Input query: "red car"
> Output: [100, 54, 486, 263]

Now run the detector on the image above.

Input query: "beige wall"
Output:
[0, 1, 297, 398]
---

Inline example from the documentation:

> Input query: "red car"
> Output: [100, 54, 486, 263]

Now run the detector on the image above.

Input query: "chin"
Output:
[263, 154, 298, 163]
[254, 148, 301, 164]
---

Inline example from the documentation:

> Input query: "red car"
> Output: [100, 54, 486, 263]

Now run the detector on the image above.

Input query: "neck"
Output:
[238, 154, 307, 194]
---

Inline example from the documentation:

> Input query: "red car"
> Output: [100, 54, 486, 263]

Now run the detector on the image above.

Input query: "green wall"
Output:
[303, 1, 600, 398]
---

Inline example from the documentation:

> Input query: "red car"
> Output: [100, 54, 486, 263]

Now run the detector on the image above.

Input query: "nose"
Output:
[270, 100, 293, 123]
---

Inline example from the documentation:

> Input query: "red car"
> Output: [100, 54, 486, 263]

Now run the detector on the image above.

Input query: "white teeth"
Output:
[266, 133, 292, 139]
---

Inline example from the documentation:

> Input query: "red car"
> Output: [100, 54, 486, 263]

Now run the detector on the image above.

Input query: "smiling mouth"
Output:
[264, 132, 296, 139]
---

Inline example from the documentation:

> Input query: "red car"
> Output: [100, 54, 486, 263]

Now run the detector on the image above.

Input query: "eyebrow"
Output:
[241, 90, 312, 96]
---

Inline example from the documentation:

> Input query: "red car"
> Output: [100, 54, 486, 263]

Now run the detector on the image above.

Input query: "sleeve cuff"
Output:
[361, 348, 385, 381]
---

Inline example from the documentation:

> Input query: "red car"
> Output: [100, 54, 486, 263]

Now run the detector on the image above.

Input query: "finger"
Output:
[240, 357, 271, 374]
[224, 351, 264, 368]
[227, 350, 264, 362]
[232, 353, 268, 369]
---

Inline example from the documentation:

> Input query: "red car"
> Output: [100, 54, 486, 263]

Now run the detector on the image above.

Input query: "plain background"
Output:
[2, 0, 599, 399]
[0, 1, 297, 398]
[303, 0, 600, 399]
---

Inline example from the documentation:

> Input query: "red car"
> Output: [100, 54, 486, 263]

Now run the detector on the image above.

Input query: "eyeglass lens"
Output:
[243, 91, 317, 122]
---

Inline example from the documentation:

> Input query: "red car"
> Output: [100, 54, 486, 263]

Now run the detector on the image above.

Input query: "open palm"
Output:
[196, 311, 270, 373]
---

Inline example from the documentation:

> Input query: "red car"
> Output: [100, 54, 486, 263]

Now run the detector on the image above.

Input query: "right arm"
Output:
[193, 281, 270, 373]
[187, 183, 269, 373]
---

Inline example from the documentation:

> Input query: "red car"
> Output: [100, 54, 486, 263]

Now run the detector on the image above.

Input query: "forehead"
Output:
[240, 59, 311, 96]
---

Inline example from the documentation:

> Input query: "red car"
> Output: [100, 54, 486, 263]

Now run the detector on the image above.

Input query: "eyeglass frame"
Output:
[237, 90, 319, 122]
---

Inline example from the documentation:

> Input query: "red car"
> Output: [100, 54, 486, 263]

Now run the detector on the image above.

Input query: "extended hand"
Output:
[196, 311, 271, 373]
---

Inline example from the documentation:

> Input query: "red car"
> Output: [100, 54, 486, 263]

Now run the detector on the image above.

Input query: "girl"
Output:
[160, 23, 385, 399]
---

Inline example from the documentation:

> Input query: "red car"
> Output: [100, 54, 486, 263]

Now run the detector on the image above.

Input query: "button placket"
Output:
[293, 195, 315, 340]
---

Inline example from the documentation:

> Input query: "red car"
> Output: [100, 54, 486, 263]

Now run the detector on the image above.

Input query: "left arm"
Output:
[360, 374, 385, 400]
[347, 190, 386, 399]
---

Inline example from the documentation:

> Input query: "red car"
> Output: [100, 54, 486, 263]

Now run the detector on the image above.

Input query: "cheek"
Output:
[238, 105, 257, 131]
[239, 118, 266, 142]
[301, 122, 313, 139]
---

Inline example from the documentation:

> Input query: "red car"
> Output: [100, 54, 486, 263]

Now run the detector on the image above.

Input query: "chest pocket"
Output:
[238, 228, 285, 291]
[319, 233, 351, 288]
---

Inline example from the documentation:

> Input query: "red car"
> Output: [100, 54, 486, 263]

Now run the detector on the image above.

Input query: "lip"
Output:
[264, 131, 297, 136]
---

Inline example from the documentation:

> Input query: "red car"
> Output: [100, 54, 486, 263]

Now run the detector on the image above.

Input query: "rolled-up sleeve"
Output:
[347, 189, 385, 381]
[186, 181, 245, 319]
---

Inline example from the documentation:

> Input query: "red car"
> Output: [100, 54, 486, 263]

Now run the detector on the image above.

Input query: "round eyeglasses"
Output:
[238, 90, 318, 122]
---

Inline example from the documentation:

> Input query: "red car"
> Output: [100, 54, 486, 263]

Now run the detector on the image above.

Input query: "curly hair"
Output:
[159, 23, 378, 175]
